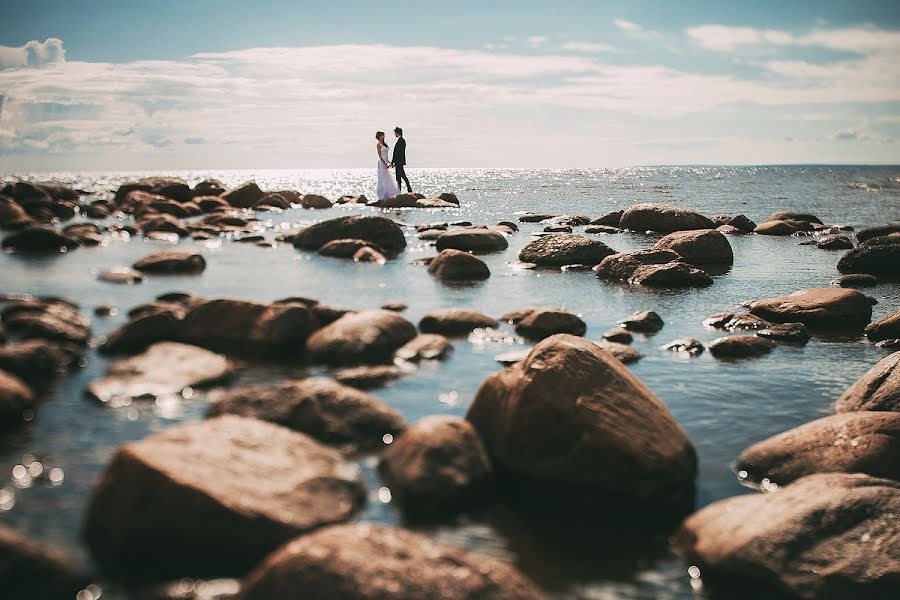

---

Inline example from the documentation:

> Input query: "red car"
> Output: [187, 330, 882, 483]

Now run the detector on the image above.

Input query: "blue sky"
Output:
[1, 0, 899, 169]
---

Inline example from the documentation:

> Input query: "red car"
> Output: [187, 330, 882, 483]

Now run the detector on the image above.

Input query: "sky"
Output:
[1, 0, 899, 170]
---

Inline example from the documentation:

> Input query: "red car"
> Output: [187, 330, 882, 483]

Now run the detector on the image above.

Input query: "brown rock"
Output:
[856, 224, 900, 243]
[518, 233, 616, 266]
[133, 251, 206, 274]
[767, 210, 822, 224]
[618, 310, 663, 333]
[0, 225, 79, 252]
[833, 273, 878, 288]
[755, 322, 810, 344]
[395, 334, 453, 362]
[419, 309, 498, 336]
[753, 219, 797, 235]
[619, 203, 714, 232]
[98, 267, 144, 285]
[222, 181, 266, 208]
[318, 239, 384, 258]
[0, 340, 78, 384]
[306, 310, 417, 365]
[0, 524, 92, 599]
[299, 194, 332, 209]
[102, 309, 182, 355]
[427, 249, 490, 280]
[595, 249, 712, 287]
[435, 228, 508, 252]
[708, 335, 775, 358]
[835, 352, 900, 413]
[293, 216, 406, 253]
[115, 177, 192, 203]
[818, 234, 853, 250]
[867, 311, 900, 342]
[654, 229, 733, 265]
[333, 365, 404, 390]
[591, 210, 623, 226]
[515, 308, 586, 340]
[595, 340, 643, 364]
[352, 246, 386, 263]
[661, 338, 704, 355]
[192, 179, 227, 197]
[837, 236, 900, 275]
[3, 309, 90, 346]
[748, 287, 872, 329]
[0, 369, 34, 431]
[703, 311, 769, 331]
[602, 328, 633, 344]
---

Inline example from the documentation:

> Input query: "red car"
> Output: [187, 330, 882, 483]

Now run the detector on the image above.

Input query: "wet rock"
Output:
[417, 228, 444, 240]
[63, 222, 104, 245]
[654, 229, 733, 265]
[0, 369, 33, 430]
[619, 203, 714, 233]
[435, 228, 508, 253]
[756, 322, 810, 344]
[318, 238, 384, 258]
[381, 416, 492, 513]
[736, 412, 900, 487]
[415, 197, 458, 208]
[835, 352, 900, 413]
[661, 338, 704, 355]
[753, 219, 798, 235]
[0, 340, 78, 384]
[196, 196, 230, 213]
[99, 267, 144, 285]
[352, 246, 386, 263]
[396, 334, 453, 362]
[102, 310, 183, 355]
[1, 225, 79, 252]
[724, 214, 756, 232]
[84, 416, 366, 576]
[133, 251, 206, 274]
[833, 273, 878, 288]
[618, 310, 663, 333]
[84, 202, 112, 219]
[0, 524, 92, 599]
[497, 220, 518, 231]
[206, 378, 404, 453]
[0, 194, 33, 229]
[595, 340, 643, 364]
[518, 233, 616, 266]
[837, 236, 900, 275]
[115, 177, 192, 203]
[427, 249, 490, 280]
[518, 212, 556, 223]
[767, 210, 822, 224]
[543, 225, 572, 233]
[381, 302, 407, 312]
[222, 181, 266, 208]
[602, 328, 633, 344]
[591, 210, 623, 227]
[866, 311, 900, 342]
[595, 249, 713, 287]
[293, 216, 406, 253]
[748, 287, 872, 329]
[856, 223, 900, 243]
[307, 310, 417, 365]
[373, 193, 418, 208]
[708, 335, 775, 358]
[877, 339, 900, 349]
[3, 308, 90, 346]
[703, 311, 769, 331]
[336, 194, 368, 204]
[238, 523, 543, 600]
[514, 308, 586, 340]
[299, 194, 332, 209]
[88, 342, 232, 407]
[192, 179, 227, 197]
[419, 309, 499, 336]
[467, 335, 696, 508]
[674, 473, 899, 600]
[438, 192, 460, 204]
[333, 365, 404, 390]
[584, 224, 621, 234]
[817, 234, 853, 250]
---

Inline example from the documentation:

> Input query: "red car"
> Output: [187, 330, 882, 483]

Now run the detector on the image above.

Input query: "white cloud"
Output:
[686, 24, 900, 54]
[561, 41, 618, 53]
[0, 38, 66, 69]
[614, 19, 641, 33]
[614, 19, 659, 39]
[526, 36, 548, 47]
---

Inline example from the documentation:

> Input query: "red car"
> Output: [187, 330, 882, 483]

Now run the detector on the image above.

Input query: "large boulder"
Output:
[0, 369, 34, 431]
[84, 416, 366, 576]
[299, 193, 332, 209]
[736, 411, 900, 487]
[427, 249, 490, 280]
[654, 229, 733, 265]
[115, 177, 192, 203]
[0, 225, 79, 252]
[306, 310, 417, 365]
[419, 309, 498, 336]
[766, 210, 822, 225]
[466, 335, 696, 508]
[435, 228, 508, 252]
[748, 288, 872, 329]
[380, 415, 492, 513]
[133, 251, 206, 274]
[206, 378, 405, 453]
[818, 234, 853, 250]
[856, 224, 900, 243]
[192, 178, 227, 197]
[0, 524, 92, 600]
[292, 216, 406, 253]
[674, 473, 900, 600]
[595, 249, 713, 287]
[518, 234, 616, 267]
[238, 523, 543, 600]
[101, 309, 182, 354]
[753, 220, 798, 236]
[837, 236, 900, 275]
[87, 342, 233, 407]
[708, 335, 775, 359]
[619, 203, 714, 233]
[866, 311, 900, 342]
[514, 308, 586, 340]
[835, 352, 900, 413]
[222, 181, 266, 208]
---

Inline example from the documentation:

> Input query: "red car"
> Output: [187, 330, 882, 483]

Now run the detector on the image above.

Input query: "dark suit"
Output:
[392, 137, 411, 192]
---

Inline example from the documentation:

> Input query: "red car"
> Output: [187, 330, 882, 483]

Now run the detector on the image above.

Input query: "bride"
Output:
[375, 131, 401, 200]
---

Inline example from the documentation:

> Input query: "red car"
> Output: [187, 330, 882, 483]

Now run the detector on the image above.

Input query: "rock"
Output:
[415, 197, 458, 208]
[748, 288, 872, 329]
[817, 234, 853, 250]
[84, 416, 366, 576]
[238, 523, 543, 600]
[299, 194, 332, 209]
[753, 220, 797, 235]
[179, 299, 319, 355]
[595, 340, 643, 364]
[138, 214, 190, 237]
[518, 234, 616, 267]
[395, 334, 453, 362]
[495, 350, 530, 365]
[543, 225, 572, 233]
[1, 225, 79, 252]
[0, 194, 33, 229]
[618, 310, 663, 333]
[435, 228, 508, 253]
[833, 273, 878, 288]
[102, 310, 182, 355]
[373, 193, 418, 208]
[115, 177, 192, 203]
[336, 195, 368, 204]
[756, 322, 810, 344]
[333, 365, 404, 390]
[438, 192, 460, 204]
[196, 196, 230, 213]
[515, 308, 586, 340]
[866, 311, 900, 342]
[132, 251, 206, 274]
[876, 339, 900, 349]
[381, 416, 492, 513]
[673, 473, 900, 600]
[735, 412, 900, 487]
[708, 335, 775, 358]
[0, 340, 78, 384]
[306, 310, 417, 365]
[584, 224, 620, 234]
[703, 311, 769, 331]
[591, 210, 623, 227]
[654, 229, 733, 265]
[206, 378, 405, 453]
[518, 213, 556, 223]
[602, 328, 633, 344]
[352, 246, 385, 263]
[63, 222, 103, 245]
[88, 342, 232, 407]
[0, 369, 34, 430]
[725, 214, 756, 232]
[766, 210, 822, 224]
[192, 179, 227, 197]
[381, 302, 407, 312]
[835, 352, 900, 413]
[94, 305, 116, 317]
[99, 267, 144, 285]
[856, 224, 900, 243]
[293, 216, 406, 253]
[837, 236, 900, 275]
[3, 309, 90, 346]
[426, 249, 490, 280]
[619, 203, 714, 232]
[661, 338, 704, 355]
[419, 309, 498, 336]
[222, 181, 266, 208]
[595, 249, 713, 287]
[318, 238, 384, 258]
[466, 335, 696, 508]
[0, 524, 92, 599]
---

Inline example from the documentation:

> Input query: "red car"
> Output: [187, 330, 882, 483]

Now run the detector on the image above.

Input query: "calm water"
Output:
[2, 166, 899, 599]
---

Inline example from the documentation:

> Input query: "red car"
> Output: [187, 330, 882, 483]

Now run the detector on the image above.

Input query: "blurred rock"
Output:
[306, 310, 416, 365]
[835, 351, 899, 413]
[419, 309, 498, 336]
[0, 524, 92, 599]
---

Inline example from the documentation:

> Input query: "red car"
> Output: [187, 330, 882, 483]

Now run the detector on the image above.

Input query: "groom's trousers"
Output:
[395, 164, 412, 192]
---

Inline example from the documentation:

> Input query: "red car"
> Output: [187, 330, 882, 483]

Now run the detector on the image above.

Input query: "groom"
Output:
[391, 127, 412, 193]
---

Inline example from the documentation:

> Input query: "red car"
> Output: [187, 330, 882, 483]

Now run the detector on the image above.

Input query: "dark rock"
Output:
[518, 213, 556, 223]
[333, 365, 404, 390]
[299, 194, 332, 209]
[427, 249, 490, 280]
[438, 192, 460, 204]
[381, 302, 407, 312]
[833, 273, 878, 288]
[877, 339, 900, 349]
[837, 236, 900, 275]
[591, 210, 622, 227]
[753, 220, 797, 235]
[543, 225, 572, 233]
[63, 222, 104, 245]
[395, 334, 453, 362]
[584, 225, 621, 234]
[856, 224, 900, 243]
[866, 311, 900, 342]
[318, 238, 385, 258]
[595, 340, 643, 364]
[415, 197, 458, 208]
[726, 214, 756, 232]
[519, 233, 616, 266]
[196, 196, 230, 213]
[373, 193, 417, 208]
[293, 216, 406, 253]
[99, 267, 144, 285]
[835, 352, 900, 413]
[748, 288, 872, 329]
[0, 340, 78, 384]
[654, 229, 733, 265]
[602, 328, 633, 344]
[0, 524, 92, 599]
[192, 179, 227, 197]
[767, 210, 822, 224]
[306, 310, 417, 365]
[817, 234, 853, 250]
[352, 246, 386, 263]
[419, 309, 498, 336]
[138, 214, 190, 237]
[222, 182, 266, 208]
[619, 203, 714, 232]
[618, 310, 663, 333]
[3, 309, 90, 346]
[708, 335, 775, 358]
[515, 308, 586, 340]
[756, 322, 810, 344]
[496, 220, 518, 231]
[0, 194, 33, 229]
[94, 305, 117, 317]
[661, 338, 704, 355]
[336, 195, 368, 205]
[703, 311, 769, 331]
[1, 225, 79, 252]
[115, 177, 192, 203]
[595, 249, 713, 287]
[133, 251, 206, 274]
[435, 228, 508, 253]
[0, 369, 33, 431]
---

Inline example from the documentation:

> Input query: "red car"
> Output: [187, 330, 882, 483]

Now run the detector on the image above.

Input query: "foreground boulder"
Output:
[380, 415, 492, 513]
[518, 234, 616, 267]
[654, 229, 733, 265]
[736, 411, 900, 487]
[466, 335, 696, 509]
[866, 311, 900, 342]
[238, 523, 543, 600]
[1, 225, 79, 252]
[306, 310, 416, 364]
[619, 203, 714, 233]
[133, 251, 206, 274]
[595, 249, 713, 287]
[674, 473, 900, 600]
[419, 309, 498, 336]
[87, 342, 233, 407]
[292, 216, 406, 253]
[206, 378, 405, 453]
[0, 369, 34, 431]
[0, 524, 92, 599]
[837, 236, 900, 275]
[435, 228, 508, 252]
[748, 288, 872, 329]
[84, 416, 366, 576]
[835, 352, 899, 413]
[426, 249, 490, 280]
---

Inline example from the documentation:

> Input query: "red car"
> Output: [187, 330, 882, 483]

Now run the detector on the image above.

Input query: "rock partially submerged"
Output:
[748, 288, 872, 329]
[595, 249, 713, 288]
[84, 416, 366, 576]
[513, 307, 586, 340]
[856, 223, 900, 243]
[619, 203, 714, 232]
[755, 322, 810, 344]
[661, 338, 704, 356]
[708, 335, 775, 358]
[866, 311, 900, 342]
[837, 236, 900, 275]
[395, 334, 453, 362]
[618, 310, 664, 333]
[419, 309, 498, 336]
[518, 234, 616, 267]
[0, 369, 34, 431]
[133, 251, 206, 274]
[292, 216, 406, 253]
[0, 524, 92, 599]
[426, 249, 490, 280]
[306, 310, 417, 365]
[1, 225, 79, 252]
[654, 229, 733, 265]
[835, 352, 900, 413]
[435, 228, 508, 253]
[833, 273, 878, 288]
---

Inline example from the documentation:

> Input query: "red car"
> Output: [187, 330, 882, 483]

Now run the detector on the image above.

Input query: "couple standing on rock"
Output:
[375, 127, 412, 201]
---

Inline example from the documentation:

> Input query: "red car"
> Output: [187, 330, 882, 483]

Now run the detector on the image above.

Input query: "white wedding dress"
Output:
[376, 144, 401, 200]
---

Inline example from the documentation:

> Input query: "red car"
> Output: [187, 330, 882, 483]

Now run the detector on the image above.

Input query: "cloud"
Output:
[686, 24, 900, 54]
[0, 38, 65, 69]
[614, 19, 659, 39]
[526, 36, 548, 48]
[830, 128, 894, 143]
[561, 41, 618, 53]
